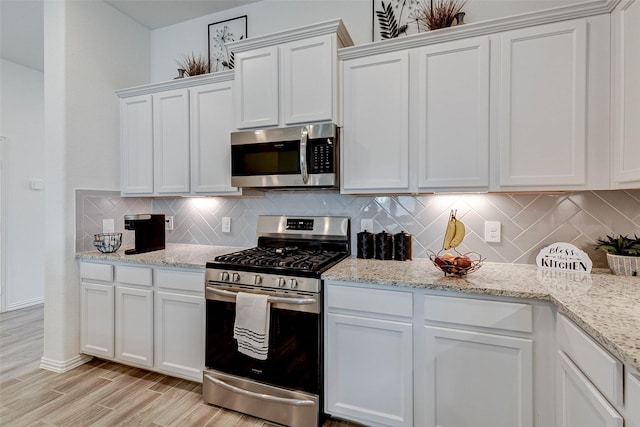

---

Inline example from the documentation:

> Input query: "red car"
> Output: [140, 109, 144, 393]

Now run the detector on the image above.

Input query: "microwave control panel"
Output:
[309, 140, 334, 173]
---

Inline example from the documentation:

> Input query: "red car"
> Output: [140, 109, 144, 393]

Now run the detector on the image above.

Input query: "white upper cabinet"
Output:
[342, 51, 410, 193]
[153, 88, 191, 195]
[340, 37, 489, 194]
[494, 16, 611, 191]
[234, 46, 280, 128]
[190, 80, 240, 194]
[117, 72, 241, 197]
[230, 19, 353, 130]
[120, 95, 153, 195]
[611, 0, 640, 188]
[415, 37, 490, 191]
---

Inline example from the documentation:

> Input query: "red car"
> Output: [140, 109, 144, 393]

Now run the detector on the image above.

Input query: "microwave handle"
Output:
[300, 127, 309, 184]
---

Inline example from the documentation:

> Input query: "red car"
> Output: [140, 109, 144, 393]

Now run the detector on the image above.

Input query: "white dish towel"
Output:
[233, 292, 270, 360]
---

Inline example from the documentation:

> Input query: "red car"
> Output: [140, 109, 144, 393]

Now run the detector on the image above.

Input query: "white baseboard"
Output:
[40, 354, 92, 373]
[6, 297, 45, 312]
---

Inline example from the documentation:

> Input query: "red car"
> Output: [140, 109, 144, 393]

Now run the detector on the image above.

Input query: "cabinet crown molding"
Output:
[116, 71, 234, 98]
[226, 18, 354, 53]
[339, 0, 621, 60]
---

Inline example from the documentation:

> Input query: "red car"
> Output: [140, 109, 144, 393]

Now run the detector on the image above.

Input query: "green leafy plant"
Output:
[595, 234, 640, 256]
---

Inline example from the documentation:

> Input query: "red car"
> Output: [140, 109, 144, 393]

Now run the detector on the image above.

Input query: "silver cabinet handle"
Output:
[204, 374, 315, 407]
[206, 286, 316, 305]
[300, 127, 309, 184]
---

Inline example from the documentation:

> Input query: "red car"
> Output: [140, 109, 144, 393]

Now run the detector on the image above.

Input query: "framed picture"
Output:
[372, 0, 420, 41]
[208, 15, 247, 73]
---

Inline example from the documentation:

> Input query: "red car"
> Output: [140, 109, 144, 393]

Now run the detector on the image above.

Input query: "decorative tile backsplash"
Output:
[76, 189, 640, 267]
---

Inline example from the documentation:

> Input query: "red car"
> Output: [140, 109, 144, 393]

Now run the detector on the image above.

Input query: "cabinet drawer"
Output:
[326, 283, 412, 318]
[117, 265, 153, 287]
[80, 262, 114, 282]
[156, 269, 203, 293]
[556, 314, 623, 407]
[423, 294, 532, 333]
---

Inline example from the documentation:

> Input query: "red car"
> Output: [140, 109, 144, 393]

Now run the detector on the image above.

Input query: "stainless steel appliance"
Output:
[124, 214, 165, 255]
[203, 215, 351, 427]
[230, 123, 339, 189]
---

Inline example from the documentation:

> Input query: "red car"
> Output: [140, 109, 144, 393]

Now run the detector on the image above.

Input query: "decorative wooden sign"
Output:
[536, 242, 592, 273]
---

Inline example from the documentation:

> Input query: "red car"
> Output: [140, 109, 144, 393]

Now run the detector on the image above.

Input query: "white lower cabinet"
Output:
[80, 282, 115, 358]
[421, 326, 533, 427]
[155, 291, 204, 381]
[79, 261, 205, 381]
[626, 371, 640, 427]
[325, 283, 413, 427]
[115, 286, 154, 367]
[557, 351, 623, 427]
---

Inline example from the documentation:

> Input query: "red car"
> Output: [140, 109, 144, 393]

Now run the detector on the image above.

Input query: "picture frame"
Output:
[208, 15, 247, 73]
[372, 0, 420, 42]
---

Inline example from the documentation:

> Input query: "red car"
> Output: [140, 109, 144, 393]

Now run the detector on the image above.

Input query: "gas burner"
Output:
[214, 247, 345, 273]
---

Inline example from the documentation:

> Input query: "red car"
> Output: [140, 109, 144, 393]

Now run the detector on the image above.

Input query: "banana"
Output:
[449, 219, 466, 248]
[443, 210, 466, 250]
[442, 211, 457, 250]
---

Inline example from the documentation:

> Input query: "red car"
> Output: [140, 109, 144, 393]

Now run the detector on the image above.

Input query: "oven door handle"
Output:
[206, 286, 317, 305]
[204, 374, 315, 407]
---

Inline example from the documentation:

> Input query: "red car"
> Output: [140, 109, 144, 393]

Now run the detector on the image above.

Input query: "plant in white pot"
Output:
[595, 234, 640, 276]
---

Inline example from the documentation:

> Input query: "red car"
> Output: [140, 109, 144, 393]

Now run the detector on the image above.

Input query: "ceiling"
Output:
[0, 0, 260, 72]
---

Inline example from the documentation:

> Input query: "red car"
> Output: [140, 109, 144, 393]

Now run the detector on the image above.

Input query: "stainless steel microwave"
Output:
[230, 123, 339, 188]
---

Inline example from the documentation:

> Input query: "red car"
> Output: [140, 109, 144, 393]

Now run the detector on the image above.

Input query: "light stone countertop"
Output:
[76, 243, 245, 270]
[324, 257, 640, 372]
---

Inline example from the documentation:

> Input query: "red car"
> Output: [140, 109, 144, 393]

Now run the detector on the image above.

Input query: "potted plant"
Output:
[595, 234, 640, 276]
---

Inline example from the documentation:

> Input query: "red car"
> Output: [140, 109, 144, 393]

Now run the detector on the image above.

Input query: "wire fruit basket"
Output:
[428, 249, 484, 277]
[94, 233, 122, 253]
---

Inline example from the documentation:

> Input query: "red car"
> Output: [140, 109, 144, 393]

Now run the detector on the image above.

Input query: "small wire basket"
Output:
[94, 233, 122, 253]
[427, 249, 484, 276]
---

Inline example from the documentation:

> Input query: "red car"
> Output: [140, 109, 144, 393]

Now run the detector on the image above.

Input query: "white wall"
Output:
[0, 59, 45, 310]
[150, 0, 586, 83]
[41, 0, 150, 370]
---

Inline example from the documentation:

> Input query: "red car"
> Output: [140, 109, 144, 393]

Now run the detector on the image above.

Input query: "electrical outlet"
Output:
[222, 217, 231, 233]
[360, 219, 373, 232]
[484, 221, 501, 243]
[165, 216, 174, 231]
[102, 219, 115, 233]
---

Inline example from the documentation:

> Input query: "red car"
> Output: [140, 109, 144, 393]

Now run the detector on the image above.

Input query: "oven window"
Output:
[205, 300, 321, 394]
[232, 141, 301, 176]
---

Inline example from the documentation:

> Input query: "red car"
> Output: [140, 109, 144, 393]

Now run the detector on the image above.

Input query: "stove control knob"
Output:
[231, 273, 240, 282]
[277, 278, 286, 287]
[254, 275, 262, 285]
[220, 272, 229, 281]
[288, 279, 298, 289]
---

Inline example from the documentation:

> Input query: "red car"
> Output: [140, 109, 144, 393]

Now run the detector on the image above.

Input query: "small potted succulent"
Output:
[595, 234, 640, 276]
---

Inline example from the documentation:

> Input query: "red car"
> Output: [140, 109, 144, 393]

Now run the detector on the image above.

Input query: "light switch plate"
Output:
[222, 217, 231, 233]
[484, 221, 501, 243]
[102, 219, 115, 233]
[360, 219, 373, 232]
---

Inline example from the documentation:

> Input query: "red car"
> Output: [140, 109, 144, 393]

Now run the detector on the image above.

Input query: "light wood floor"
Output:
[0, 305, 360, 427]
[0, 304, 44, 382]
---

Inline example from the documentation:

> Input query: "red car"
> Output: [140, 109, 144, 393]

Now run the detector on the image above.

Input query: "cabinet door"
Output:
[342, 51, 410, 193]
[234, 46, 279, 129]
[153, 88, 190, 194]
[80, 282, 115, 358]
[497, 19, 587, 188]
[626, 371, 640, 427]
[121, 95, 153, 195]
[282, 35, 334, 125]
[115, 286, 154, 367]
[420, 325, 533, 427]
[326, 313, 413, 427]
[155, 291, 204, 381]
[611, 0, 640, 188]
[557, 351, 623, 427]
[415, 36, 490, 190]
[190, 81, 240, 194]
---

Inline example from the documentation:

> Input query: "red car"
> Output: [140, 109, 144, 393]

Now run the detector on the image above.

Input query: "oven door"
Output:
[204, 283, 321, 395]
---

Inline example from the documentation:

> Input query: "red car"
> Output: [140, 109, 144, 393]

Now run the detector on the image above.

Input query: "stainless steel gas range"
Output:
[203, 215, 351, 427]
